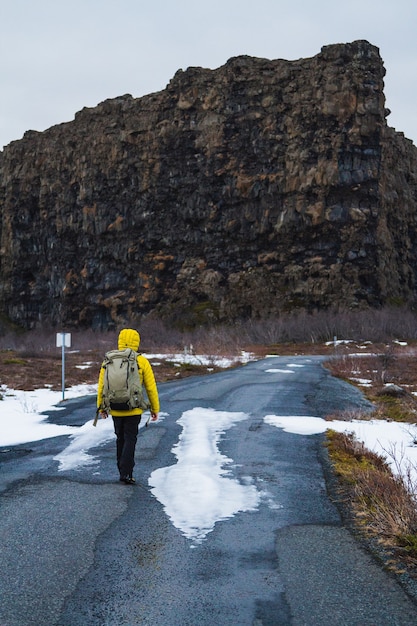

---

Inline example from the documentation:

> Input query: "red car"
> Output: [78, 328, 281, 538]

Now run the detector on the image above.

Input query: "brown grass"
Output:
[326, 430, 417, 573]
[326, 345, 417, 393]
[325, 342, 417, 578]
[0, 347, 230, 391]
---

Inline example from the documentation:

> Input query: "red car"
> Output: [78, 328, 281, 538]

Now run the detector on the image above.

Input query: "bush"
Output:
[1, 305, 417, 356]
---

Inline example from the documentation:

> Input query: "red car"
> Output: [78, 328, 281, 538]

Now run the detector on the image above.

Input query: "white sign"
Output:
[56, 332, 71, 348]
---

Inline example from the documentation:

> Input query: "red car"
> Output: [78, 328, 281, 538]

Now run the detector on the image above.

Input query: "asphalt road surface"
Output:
[1, 355, 417, 626]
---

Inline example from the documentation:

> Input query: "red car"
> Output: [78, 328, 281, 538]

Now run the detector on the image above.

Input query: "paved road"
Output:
[1, 355, 417, 625]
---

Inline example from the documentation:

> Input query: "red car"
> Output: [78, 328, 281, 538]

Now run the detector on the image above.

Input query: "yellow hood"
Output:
[118, 328, 140, 352]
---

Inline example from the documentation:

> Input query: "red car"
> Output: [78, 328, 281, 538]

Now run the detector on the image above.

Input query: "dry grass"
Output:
[0, 322, 338, 392]
[326, 344, 417, 391]
[326, 345, 417, 423]
[0, 347, 230, 391]
[325, 342, 417, 578]
[326, 430, 417, 574]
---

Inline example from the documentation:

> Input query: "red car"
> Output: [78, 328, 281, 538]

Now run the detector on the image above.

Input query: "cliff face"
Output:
[1, 40, 417, 330]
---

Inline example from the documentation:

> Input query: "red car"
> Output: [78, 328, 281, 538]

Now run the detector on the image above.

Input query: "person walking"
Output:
[97, 328, 159, 484]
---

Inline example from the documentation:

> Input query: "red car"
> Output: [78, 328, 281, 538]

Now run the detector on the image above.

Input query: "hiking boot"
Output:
[120, 476, 136, 485]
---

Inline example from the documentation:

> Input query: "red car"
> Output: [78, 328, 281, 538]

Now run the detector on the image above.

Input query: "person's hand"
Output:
[150, 413, 158, 421]
[99, 410, 108, 419]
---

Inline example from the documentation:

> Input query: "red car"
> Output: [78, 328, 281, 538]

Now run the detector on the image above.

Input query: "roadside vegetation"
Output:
[325, 429, 417, 574]
[2, 306, 417, 579]
[325, 345, 417, 581]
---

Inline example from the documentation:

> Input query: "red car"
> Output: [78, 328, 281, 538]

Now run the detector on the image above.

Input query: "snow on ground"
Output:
[0, 353, 249, 448]
[0, 384, 97, 446]
[148, 408, 261, 544]
[147, 350, 254, 370]
[2, 352, 417, 543]
[265, 415, 417, 484]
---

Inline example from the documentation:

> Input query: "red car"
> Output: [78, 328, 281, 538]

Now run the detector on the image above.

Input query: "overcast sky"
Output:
[1, 0, 416, 150]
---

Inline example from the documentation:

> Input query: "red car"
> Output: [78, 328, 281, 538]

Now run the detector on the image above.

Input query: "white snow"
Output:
[2, 351, 417, 543]
[145, 350, 254, 369]
[148, 407, 260, 544]
[53, 417, 114, 471]
[0, 384, 97, 446]
[264, 414, 417, 484]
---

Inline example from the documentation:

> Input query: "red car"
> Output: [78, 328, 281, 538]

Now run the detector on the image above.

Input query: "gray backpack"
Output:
[102, 348, 150, 412]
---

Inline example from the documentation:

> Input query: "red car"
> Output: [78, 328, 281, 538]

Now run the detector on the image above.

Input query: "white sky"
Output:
[1, 0, 416, 150]
[2, 352, 417, 545]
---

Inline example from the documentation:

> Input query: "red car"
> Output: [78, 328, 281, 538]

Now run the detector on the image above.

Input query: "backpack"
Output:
[101, 348, 150, 412]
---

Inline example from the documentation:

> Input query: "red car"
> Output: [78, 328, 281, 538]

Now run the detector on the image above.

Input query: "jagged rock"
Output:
[1, 40, 417, 330]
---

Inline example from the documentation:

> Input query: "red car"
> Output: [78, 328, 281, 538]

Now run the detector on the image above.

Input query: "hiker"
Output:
[97, 328, 160, 484]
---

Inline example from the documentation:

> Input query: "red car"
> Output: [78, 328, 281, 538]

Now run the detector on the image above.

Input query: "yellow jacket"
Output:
[97, 328, 160, 417]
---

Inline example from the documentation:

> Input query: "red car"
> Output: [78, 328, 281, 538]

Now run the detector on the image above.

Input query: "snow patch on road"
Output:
[149, 407, 261, 544]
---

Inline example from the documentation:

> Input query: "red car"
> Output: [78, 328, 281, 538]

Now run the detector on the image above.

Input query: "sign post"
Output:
[56, 332, 71, 401]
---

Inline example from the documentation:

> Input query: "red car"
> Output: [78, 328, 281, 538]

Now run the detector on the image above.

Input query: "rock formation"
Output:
[1, 39, 417, 330]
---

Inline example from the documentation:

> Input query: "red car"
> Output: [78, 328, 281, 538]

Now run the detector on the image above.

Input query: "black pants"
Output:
[112, 415, 141, 478]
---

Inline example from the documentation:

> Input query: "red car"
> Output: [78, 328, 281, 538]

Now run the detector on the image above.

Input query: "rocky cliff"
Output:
[1, 39, 417, 330]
